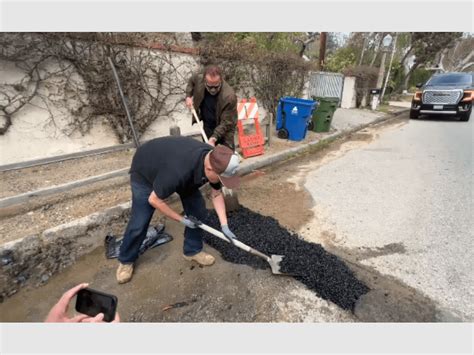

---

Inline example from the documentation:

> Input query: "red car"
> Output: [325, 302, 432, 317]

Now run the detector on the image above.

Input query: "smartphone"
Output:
[75, 287, 118, 322]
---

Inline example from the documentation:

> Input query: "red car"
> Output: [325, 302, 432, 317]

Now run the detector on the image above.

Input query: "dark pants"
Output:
[118, 180, 207, 264]
[203, 125, 216, 141]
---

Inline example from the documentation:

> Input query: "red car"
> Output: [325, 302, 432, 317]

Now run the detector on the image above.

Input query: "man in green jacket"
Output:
[185, 65, 237, 150]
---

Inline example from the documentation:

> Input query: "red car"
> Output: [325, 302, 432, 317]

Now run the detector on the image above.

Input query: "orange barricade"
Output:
[237, 97, 265, 158]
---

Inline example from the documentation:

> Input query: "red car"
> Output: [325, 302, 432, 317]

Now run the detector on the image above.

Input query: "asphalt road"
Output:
[302, 113, 473, 321]
[1, 112, 471, 323]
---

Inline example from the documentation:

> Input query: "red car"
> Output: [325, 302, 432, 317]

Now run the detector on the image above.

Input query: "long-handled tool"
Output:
[190, 107, 241, 212]
[188, 216, 288, 275]
[108, 57, 140, 148]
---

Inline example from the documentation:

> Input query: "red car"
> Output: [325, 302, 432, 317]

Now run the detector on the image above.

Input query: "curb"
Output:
[0, 108, 409, 301]
[238, 108, 409, 175]
[0, 202, 131, 301]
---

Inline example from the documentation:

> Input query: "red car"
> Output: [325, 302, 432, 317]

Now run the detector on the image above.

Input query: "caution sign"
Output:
[237, 97, 265, 158]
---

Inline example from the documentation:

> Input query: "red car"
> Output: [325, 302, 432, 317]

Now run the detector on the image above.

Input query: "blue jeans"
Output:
[118, 180, 206, 264]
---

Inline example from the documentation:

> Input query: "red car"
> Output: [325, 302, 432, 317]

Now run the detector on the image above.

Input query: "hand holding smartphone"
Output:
[75, 287, 118, 322]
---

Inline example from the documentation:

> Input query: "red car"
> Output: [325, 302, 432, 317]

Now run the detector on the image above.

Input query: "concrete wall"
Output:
[0, 58, 120, 164]
[0, 46, 200, 165]
[0, 39, 279, 165]
[341, 76, 357, 109]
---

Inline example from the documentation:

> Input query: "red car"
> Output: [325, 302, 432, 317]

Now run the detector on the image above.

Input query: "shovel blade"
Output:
[268, 255, 290, 275]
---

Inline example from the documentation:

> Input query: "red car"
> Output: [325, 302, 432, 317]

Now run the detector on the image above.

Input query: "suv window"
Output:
[426, 73, 472, 86]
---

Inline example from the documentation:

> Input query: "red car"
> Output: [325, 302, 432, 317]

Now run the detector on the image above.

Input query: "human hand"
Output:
[81, 311, 121, 323]
[208, 137, 217, 147]
[185, 97, 193, 109]
[221, 225, 237, 245]
[45, 283, 120, 323]
[181, 216, 198, 229]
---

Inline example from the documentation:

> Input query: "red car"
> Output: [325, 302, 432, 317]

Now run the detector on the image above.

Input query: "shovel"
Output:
[190, 107, 241, 212]
[188, 216, 288, 275]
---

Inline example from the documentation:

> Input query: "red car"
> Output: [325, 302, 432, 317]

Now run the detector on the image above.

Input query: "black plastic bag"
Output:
[104, 224, 173, 259]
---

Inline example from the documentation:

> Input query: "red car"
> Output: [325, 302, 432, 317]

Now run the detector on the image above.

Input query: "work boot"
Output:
[116, 262, 134, 284]
[183, 251, 215, 266]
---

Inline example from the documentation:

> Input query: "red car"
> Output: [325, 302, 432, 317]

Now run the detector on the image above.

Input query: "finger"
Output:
[91, 313, 105, 322]
[58, 283, 89, 308]
[81, 313, 104, 323]
[112, 312, 121, 323]
[70, 314, 90, 323]
[78, 317, 96, 323]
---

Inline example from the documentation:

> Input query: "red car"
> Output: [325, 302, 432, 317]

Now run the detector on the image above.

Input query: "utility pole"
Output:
[376, 52, 388, 89]
[372, 34, 393, 110]
[319, 32, 327, 71]
[381, 34, 398, 101]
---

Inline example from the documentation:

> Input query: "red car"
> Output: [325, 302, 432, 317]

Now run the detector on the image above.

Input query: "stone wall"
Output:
[0, 202, 131, 301]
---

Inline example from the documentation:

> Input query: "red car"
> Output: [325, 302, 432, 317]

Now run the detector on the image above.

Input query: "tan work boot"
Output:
[183, 251, 215, 266]
[116, 262, 134, 284]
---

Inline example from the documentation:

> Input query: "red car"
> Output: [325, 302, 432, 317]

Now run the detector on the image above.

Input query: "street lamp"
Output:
[381, 34, 398, 103]
[372, 34, 393, 110]
[382, 34, 393, 49]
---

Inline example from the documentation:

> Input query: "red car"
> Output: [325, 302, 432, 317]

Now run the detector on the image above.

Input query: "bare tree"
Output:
[0, 33, 194, 142]
[399, 32, 462, 90]
[0, 34, 54, 135]
[294, 32, 318, 58]
[358, 33, 370, 65]
[369, 32, 389, 67]
[436, 36, 474, 72]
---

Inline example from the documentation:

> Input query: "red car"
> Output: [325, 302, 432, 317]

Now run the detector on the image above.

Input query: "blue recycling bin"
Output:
[276, 97, 317, 141]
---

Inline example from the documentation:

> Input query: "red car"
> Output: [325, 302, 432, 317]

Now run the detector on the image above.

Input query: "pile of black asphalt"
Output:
[203, 206, 369, 311]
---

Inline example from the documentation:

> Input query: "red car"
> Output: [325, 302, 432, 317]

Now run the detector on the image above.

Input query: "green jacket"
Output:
[185, 71, 237, 149]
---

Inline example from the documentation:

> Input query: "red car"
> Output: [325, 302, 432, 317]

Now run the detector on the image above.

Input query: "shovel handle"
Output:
[190, 108, 209, 144]
[196, 223, 271, 262]
[189, 108, 235, 197]
[189, 108, 234, 198]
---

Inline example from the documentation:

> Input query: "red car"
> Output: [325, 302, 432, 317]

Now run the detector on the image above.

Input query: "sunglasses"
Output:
[205, 82, 221, 90]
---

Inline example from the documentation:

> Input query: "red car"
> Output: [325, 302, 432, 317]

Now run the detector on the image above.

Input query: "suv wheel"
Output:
[409, 109, 419, 119]
[460, 109, 471, 122]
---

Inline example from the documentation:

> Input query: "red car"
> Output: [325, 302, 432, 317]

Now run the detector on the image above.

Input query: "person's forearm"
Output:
[212, 112, 236, 141]
[185, 73, 196, 97]
[211, 190, 228, 226]
[150, 199, 182, 222]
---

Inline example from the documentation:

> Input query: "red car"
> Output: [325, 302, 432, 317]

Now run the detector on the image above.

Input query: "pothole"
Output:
[204, 204, 445, 321]
[204, 206, 370, 311]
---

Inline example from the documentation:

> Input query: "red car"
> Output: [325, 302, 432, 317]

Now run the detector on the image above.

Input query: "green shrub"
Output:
[409, 68, 432, 88]
[325, 47, 357, 73]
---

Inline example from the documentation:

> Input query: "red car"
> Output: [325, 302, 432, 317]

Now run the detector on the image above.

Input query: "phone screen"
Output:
[75, 288, 117, 322]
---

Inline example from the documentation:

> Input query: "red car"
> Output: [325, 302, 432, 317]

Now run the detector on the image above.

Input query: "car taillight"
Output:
[461, 90, 473, 102]
[414, 91, 422, 101]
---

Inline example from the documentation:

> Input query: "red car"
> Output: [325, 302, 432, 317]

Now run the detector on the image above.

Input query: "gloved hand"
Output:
[181, 216, 197, 229]
[221, 225, 237, 245]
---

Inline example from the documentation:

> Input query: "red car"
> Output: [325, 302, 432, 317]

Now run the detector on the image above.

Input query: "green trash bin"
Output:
[310, 96, 339, 132]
